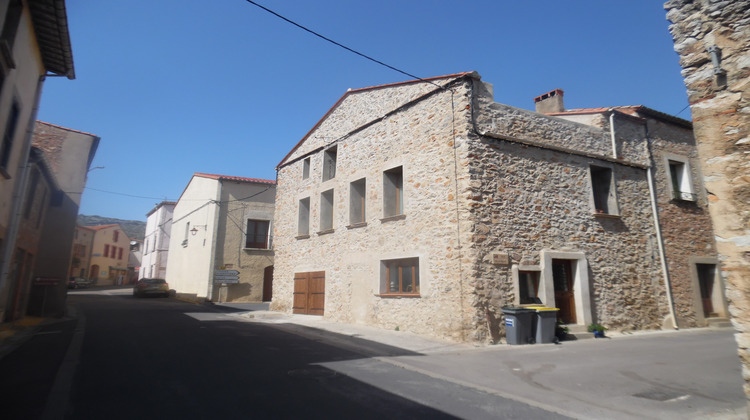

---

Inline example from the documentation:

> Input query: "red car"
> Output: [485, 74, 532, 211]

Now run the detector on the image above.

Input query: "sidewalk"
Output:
[219, 303, 747, 420]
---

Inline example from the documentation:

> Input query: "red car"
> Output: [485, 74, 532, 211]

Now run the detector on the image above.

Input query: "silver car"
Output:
[133, 278, 170, 298]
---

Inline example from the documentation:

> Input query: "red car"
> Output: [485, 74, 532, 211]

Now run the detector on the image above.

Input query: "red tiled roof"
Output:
[194, 173, 276, 185]
[87, 224, 119, 230]
[36, 120, 98, 138]
[277, 72, 475, 169]
[547, 106, 692, 128]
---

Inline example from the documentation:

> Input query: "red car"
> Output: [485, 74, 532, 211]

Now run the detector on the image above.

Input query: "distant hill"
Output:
[78, 215, 146, 241]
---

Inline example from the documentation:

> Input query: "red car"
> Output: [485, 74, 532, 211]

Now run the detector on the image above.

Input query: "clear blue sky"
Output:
[37, 0, 688, 222]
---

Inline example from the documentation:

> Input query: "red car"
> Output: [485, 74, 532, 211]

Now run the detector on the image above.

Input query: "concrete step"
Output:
[563, 324, 597, 340]
[706, 317, 733, 328]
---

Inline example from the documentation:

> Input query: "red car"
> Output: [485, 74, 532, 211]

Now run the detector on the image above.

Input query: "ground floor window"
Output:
[518, 271, 541, 304]
[381, 257, 419, 295]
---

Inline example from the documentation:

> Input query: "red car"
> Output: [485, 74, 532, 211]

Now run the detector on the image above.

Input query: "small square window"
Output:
[381, 257, 420, 295]
[383, 166, 403, 218]
[349, 178, 366, 225]
[322, 147, 337, 181]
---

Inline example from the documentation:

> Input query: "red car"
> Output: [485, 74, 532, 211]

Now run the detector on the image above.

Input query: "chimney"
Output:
[534, 89, 565, 113]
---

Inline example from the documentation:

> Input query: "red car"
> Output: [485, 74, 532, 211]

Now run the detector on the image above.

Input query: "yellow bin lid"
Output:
[526, 306, 559, 311]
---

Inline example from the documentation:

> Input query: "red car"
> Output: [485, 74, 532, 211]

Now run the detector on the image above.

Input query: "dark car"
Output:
[68, 277, 93, 289]
[133, 278, 170, 298]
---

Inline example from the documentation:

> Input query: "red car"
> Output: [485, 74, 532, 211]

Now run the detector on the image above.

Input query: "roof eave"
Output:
[28, 0, 75, 80]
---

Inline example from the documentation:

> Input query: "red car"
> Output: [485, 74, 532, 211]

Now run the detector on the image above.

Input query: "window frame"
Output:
[383, 166, 404, 219]
[319, 189, 334, 233]
[588, 164, 619, 216]
[349, 178, 366, 226]
[380, 257, 420, 297]
[322, 146, 337, 182]
[665, 155, 697, 202]
[245, 219, 271, 249]
[297, 197, 311, 238]
[302, 157, 310, 180]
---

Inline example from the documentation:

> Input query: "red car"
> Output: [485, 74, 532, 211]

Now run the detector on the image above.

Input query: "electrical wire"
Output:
[243, 0, 442, 89]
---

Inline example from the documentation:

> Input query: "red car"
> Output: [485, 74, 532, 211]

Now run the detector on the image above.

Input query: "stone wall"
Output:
[665, 0, 750, 405]
[272, 76, 477, 342]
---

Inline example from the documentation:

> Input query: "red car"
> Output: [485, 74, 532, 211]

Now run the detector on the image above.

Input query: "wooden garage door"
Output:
[293, 271, 325, 315]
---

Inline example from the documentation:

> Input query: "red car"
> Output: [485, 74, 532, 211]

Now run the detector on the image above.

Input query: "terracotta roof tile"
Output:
[194, 173, 276, 185]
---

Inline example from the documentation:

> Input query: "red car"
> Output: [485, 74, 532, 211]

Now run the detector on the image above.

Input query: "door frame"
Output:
[540, 250, 592, 327]
[688, 257, 728, 325]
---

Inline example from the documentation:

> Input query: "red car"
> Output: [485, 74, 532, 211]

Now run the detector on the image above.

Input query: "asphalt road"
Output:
[57, 290, 570, 419]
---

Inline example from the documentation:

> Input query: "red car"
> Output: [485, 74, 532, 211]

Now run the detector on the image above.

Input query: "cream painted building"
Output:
[271, 72, 723, 344]
[0, 0, 76, 321]
[141, 201, 175, 280]
[166, 173, 275, 303]
[88, 224, 129, 286]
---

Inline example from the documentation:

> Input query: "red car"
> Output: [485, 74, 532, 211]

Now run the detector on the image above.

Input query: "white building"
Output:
[166, 173, 275, 302]
[140, 201, 175, 279]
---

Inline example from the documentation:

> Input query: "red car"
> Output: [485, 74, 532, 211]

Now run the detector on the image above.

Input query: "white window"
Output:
[668, 158, 696, 201]
[302, 157, 310, 180]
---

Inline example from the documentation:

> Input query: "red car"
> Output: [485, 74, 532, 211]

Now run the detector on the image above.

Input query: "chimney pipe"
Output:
[534, 89, 565, 113]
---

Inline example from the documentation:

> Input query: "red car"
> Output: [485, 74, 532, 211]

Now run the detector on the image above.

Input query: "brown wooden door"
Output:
[553, 259, 576, 324]
[293, 271, 325, 315]
[262, 266, 273, 302]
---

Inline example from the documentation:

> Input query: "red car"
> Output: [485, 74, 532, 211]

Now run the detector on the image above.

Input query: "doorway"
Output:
[696, 263, 716, 317]
[262, 266, 273, 302]
[292, 271, 325, 315]
[553, 259, 576, 324]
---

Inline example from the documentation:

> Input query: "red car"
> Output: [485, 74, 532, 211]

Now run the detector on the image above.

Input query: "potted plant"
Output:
[587, 323, 607, 338]
[555, 321, 569, 342]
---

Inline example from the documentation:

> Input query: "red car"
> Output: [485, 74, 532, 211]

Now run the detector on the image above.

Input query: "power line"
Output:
[82, 187, 175, 201]
[243, 0, 441, 89]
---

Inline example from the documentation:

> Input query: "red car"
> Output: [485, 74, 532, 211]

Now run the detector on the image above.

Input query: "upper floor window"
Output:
[114, 230, 119, 242]
[118, 248, 123, 260]
[322, 146, 337, 181]
[589, 165, 618, 215]
[104, 244, 110, 257]
[383, 166, 404, 217]
[349, 178, 366, 225]
[319, 189, 334, 232]
[0, 99, 20, 173]
[302, 157, 310, 180]
[298, 197, 310, 237]
[668, 158, 696, 201]
[246, 219, 270, 249]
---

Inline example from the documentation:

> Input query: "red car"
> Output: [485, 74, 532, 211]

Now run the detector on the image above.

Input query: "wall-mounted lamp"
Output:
[190, 227, 199, 236]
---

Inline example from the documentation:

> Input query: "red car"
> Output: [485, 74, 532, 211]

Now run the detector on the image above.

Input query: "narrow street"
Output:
[2, 287, 746, 419]
[55, 289, 567, 419]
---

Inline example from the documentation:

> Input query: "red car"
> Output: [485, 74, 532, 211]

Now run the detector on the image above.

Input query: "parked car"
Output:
[68, 277, 93, 289]
[133, 278, 170, 298]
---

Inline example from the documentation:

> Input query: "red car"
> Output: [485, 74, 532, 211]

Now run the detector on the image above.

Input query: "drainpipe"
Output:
[206, 182, 222, 302]
[0, 75, 45, 321]
[645, 124, 679, 330]
[609, 109, 618, 159]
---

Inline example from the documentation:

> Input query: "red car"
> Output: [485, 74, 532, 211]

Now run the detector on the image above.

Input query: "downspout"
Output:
[644, 123, 679, 330]
[609, 109, 618, 159]
[0, 75, 45, 320]
[206, 181, 222, 302]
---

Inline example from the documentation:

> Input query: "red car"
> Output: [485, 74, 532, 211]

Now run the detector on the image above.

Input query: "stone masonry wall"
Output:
[647, 118, 719, 327]
[272, 77, 477, 342]
[665, 0, 750, 404]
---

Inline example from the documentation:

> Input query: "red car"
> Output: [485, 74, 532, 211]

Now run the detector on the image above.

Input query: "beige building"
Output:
[70, 225, 95, 279]
[271, 72, 723, 344]
[88, 224, 130, 286]
[0, 0, 76, 321]
[166, 173, 275, 303]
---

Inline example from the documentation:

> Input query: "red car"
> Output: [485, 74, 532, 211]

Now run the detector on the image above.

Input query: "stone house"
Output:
[271, 72, 724, 343]
[87, 224, 130, 286]
[165, 173, 275, 303]
[141, 201, 175, 280]
[0, 0, 76, 322]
